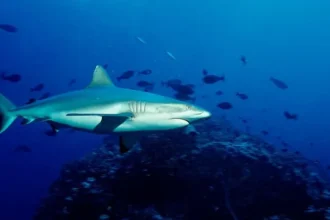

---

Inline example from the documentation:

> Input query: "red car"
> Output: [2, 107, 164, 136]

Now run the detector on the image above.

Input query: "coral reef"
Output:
[34, 120, 330, 220]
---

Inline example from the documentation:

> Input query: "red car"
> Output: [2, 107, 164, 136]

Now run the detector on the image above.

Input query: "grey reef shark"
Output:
[0, 65, 211, 153]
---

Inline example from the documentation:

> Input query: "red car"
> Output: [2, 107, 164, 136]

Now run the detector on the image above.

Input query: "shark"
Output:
[0, 65, 211, 153]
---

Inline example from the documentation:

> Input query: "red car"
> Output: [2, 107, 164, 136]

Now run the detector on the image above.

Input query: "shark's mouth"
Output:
[171, 118, 190, 124]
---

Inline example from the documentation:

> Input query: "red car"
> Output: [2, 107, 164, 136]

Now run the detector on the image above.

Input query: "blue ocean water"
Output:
[1, 0, 330, 219]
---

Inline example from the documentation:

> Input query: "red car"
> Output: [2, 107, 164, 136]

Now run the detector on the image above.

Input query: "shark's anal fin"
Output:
[119, 133, 140, 154]
[86, 65, 114, 88]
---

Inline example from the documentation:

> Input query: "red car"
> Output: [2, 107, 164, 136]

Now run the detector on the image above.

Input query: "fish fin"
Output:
[66, 112, 133, 117]
[20, 117, 35, 125]
[26, 98, 37, 104]
[86, 65, 114, 88]
[119, 133, 140, 154]
[48, 122, 60, 133]
[0, 93, 17, 133]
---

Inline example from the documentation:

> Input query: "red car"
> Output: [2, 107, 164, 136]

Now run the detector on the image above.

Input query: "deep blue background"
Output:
[1, 0, 330, 219]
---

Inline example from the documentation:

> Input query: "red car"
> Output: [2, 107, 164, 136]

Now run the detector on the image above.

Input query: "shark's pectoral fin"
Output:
[21, 118, 35, 125]
[86, 65, 115, 88]
[119, 133, 141, 154]
[48, 122, 60, 133]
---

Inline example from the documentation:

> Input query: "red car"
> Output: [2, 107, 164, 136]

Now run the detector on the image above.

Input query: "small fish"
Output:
[236, 92, 248, 100]
[281, 148, 288, 153]
[30, 83, 44, 92]
[137, 80, 154, 88]
[202, 69, 208, 76]
[39, 92, 51, 100]
[68, 79, 77, 87]
[284, 111, 298, 120]
[202, 75, 225, 84]
[117, 70, 135, 81]
[161, 79, 182, 87]
[261, 130, 269, 135]
[327, 165, 330, 170]
[217, 102, 232, 110]
[138, 69, 152, 75]
[240, 55, 247, 65]
[0, 24, 18, 33]
[281, 141, 289, 147]
[239, 117, 248, 124]
[166, 51, 176, 60]
[169, 84, 195, 95]
[103, 64, 108, 69]
[136, 36, 147, 44]
[174, 93, 195, 102]
[295, 151, 300, 155]
[14, 145, 31, 153]
[215, 90, 223, 96]
[25, 98, 37, 105]
[1, 72, 21, 82]
[270, 77, 288, 89]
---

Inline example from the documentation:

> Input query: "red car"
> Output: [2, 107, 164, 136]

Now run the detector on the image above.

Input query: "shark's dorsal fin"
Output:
[86, 65, 114, 88]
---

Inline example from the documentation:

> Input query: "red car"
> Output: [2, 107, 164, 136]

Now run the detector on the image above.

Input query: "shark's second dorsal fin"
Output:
[86, 65, 114, 88]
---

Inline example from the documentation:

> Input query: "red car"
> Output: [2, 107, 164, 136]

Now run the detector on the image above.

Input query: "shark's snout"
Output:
[198, 110, 211, 119]
[182, 109, 211, 124]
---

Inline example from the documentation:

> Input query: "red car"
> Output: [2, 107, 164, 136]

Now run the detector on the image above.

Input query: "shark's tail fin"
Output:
[0, 93, 16, 133]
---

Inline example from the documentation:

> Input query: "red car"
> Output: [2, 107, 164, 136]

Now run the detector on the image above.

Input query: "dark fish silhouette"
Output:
[30, 83, 44, 92]
[169, 84, 194, 95]
[14, 145, 31, 153]
[239, 117, 248, 124]
[240, 55, 247, 65]
[261, 130, 269, 135]
[162, 79, 182, 87]
[0, 24, 18, 33]
[25, 92, 51, 104]
[203, 75, 225, 84]
[281, 148, 288, 153]
[217, 102, 232, 110]
[215, 90, 223, 96]
[284, 111, 298, 120]
[103, 64, 108, 69]
[138, 69, 152, 75]
[236, 92, 248, 100]
[25, 98, 37, 105]
[281, 141, 289, 147]
[1, 72, 21, 82]
[39, 92, 51, 100]
[202, 69, 208, 76]
[137, 80, 153, 88]
[174, 93, 195, 102]
[137, 80, 154, 92]
[117, 70, 135, 81]
[270, 77, 288, 89]
[68, 79, 76, 87]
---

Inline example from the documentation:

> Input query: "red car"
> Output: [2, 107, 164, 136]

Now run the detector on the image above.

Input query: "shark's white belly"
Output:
[50, 112, 189, 134]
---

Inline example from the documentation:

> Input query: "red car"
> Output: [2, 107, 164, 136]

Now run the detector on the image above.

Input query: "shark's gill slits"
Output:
[128, 101, 147, 114]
